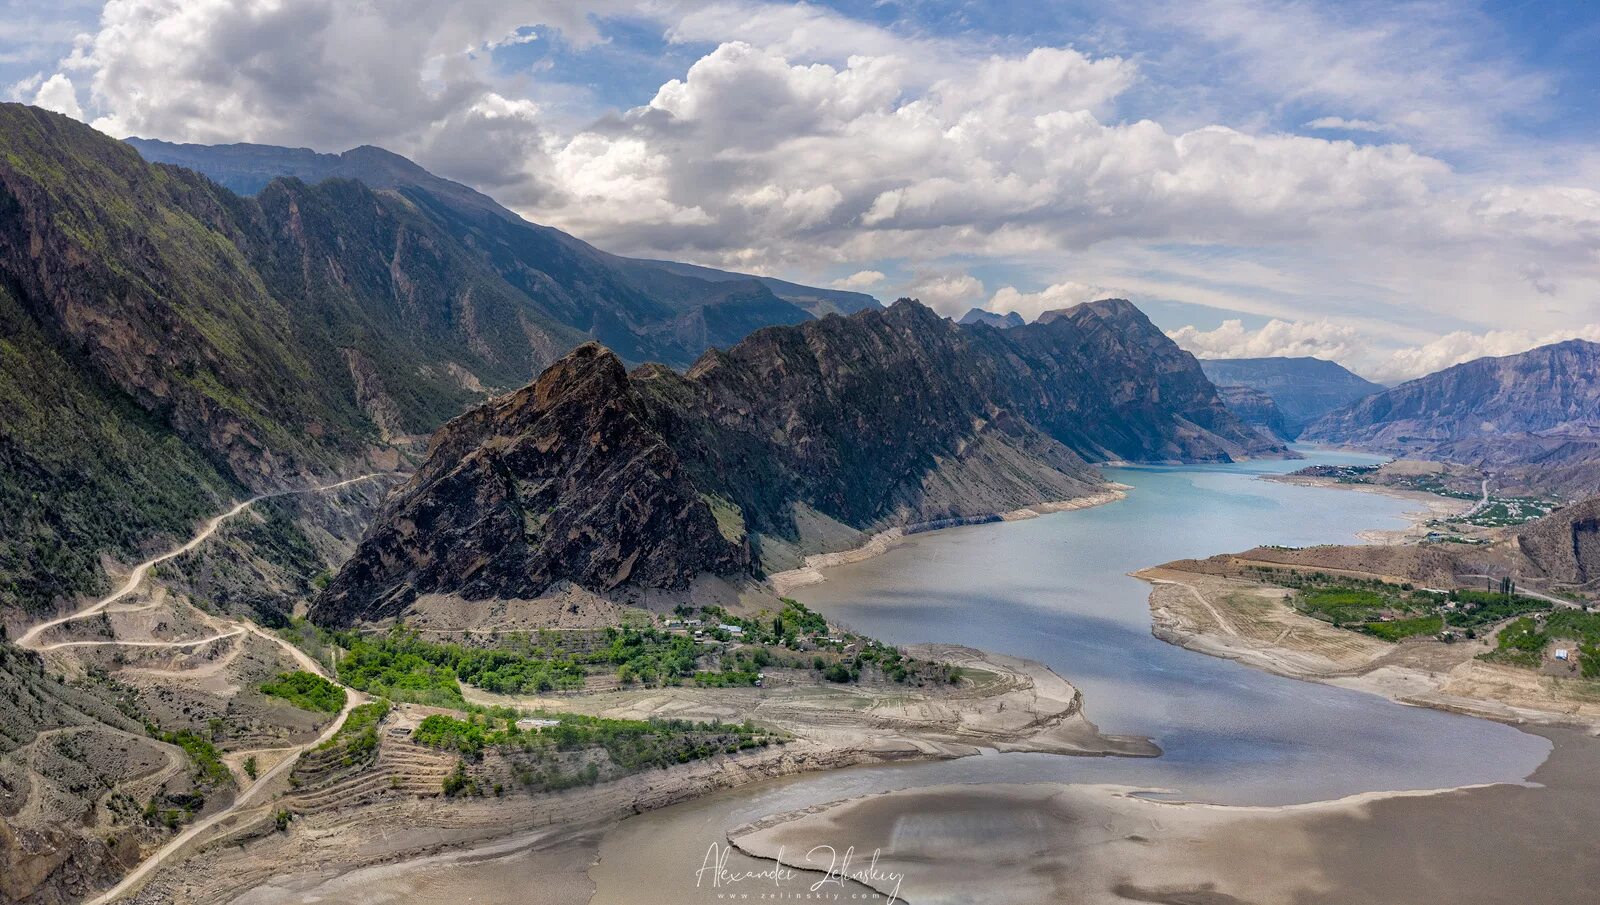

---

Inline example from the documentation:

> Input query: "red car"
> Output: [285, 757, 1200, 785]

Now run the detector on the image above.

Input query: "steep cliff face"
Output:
[1303, 340, 1600, 451]
[1012, 300, 1284, 462]
[1216, 385, 1293, 441]
[314, 299, 1286, 624]
[318, 345, 749, 621]
[1199, 357, 1382, 436]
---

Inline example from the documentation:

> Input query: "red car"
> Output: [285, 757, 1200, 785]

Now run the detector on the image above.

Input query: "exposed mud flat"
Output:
[728, 726, 1600, 905]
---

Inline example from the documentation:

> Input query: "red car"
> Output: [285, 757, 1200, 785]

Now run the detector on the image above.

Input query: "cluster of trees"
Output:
[314, 700, 390, 765]
[411, 708, 770, 776]
[260, 670, 346, 713]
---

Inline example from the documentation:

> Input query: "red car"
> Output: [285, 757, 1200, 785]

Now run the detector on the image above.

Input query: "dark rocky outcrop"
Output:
[316, 299, 1286, 624]
[319, 345, 748, 622]
[1199, 356, 1382, 437]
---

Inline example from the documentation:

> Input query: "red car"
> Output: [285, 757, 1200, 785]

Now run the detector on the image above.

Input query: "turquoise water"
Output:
[586, 449, 1550, 904]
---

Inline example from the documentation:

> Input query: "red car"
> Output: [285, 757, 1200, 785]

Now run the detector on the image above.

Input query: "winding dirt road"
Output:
[14, 472, 395, 904]
[17, 473, 393, 648]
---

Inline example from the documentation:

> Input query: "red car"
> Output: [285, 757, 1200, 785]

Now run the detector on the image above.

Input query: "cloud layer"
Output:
[10, 0, 1600, 378]
[1169, 318, 1600, 384]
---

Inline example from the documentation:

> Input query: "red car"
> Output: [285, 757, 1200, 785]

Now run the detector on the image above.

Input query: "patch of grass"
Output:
[155, 728, 233, 787]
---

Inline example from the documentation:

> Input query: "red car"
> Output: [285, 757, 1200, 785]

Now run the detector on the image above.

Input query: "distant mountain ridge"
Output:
[1303, 340, 1600, 450]
[1215, 385, 1293, 441]
[314, 298, 1286, 624]
[127, 137, 880, 322]
[958, 308, 1025, 329]
[1301, 339, 1600, 497]
[1199, 356, 1383, 437]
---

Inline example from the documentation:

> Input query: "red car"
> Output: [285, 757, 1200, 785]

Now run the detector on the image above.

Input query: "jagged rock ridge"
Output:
[316, 298, 1285, 624]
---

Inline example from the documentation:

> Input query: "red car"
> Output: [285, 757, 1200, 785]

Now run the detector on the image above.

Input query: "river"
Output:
[585, 448, 1550, 903]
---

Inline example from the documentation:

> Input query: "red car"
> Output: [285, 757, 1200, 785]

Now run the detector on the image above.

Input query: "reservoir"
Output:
[586, 449, 1551, 902]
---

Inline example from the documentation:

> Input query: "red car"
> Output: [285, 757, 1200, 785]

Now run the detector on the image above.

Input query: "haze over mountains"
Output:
[1199, 357, 1384, 439]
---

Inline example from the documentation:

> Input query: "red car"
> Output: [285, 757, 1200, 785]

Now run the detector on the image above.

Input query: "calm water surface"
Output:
[586, 449, 1551, 903]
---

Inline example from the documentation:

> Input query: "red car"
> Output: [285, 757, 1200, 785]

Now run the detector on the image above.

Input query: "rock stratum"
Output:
[316, 298, 1285, 624]
[1304, 339, 1600, 450]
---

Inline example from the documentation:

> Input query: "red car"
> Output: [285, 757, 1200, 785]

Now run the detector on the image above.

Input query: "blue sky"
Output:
[4, 0, 1600, 380]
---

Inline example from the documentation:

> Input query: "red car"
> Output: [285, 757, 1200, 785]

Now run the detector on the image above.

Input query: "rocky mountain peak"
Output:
[314, 297, 1286, 624]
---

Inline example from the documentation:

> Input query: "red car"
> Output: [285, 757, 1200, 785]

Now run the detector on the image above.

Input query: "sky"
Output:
[3, 0, 1599, 383]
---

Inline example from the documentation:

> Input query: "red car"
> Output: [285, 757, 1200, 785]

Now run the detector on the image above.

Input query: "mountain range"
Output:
[1199, 356, 1383, 438]
[1301, 339, 1600, 497]
[314, 298, 1285, 625]
[1303, 339, 1600, 449]
[0, 104, 875, 622]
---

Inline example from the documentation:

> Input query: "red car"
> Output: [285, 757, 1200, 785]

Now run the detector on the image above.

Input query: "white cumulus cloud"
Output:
[905, 271, 985, 314]
[832, 270, 884, 290]
[988, 282, 1118, 321]
[1167, 318, 1362, 362]
[1373, 325, 1600, 384]
[31, 72, 81, 119]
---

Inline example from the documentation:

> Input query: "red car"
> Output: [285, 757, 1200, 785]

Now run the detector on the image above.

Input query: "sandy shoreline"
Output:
[1138, 564, 1600, 732]
[770, 486, 1129, 594]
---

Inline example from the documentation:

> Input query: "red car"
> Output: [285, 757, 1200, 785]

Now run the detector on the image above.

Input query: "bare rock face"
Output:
[317, 344, 747, 621]
[1513, 497, 1600, 586]
[1216, 384, 1293, 441]
[315, 299, 1286, 625]
[1304, 339, 1600, 452]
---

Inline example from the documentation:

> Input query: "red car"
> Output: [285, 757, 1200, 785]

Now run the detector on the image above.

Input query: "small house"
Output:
[516, 718, 562, 731]
[718, 623, 745, 636]
[1554, 649, 1570, 661]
